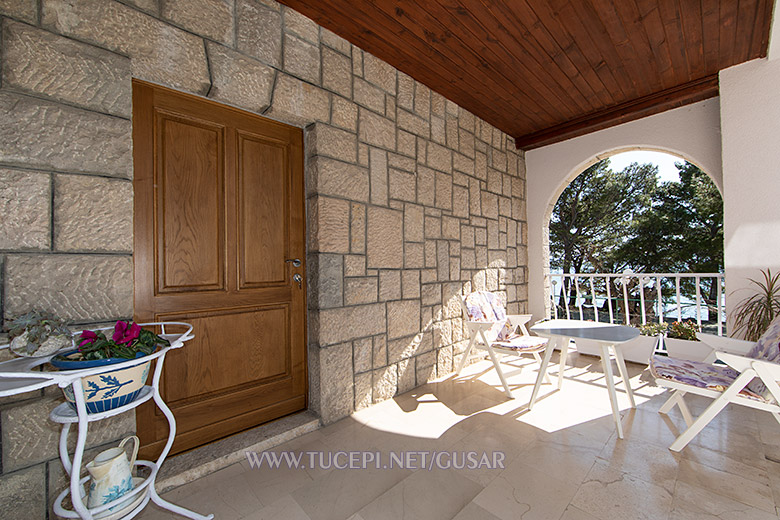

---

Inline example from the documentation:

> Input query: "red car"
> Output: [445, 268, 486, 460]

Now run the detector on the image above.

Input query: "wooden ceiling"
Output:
[279, 0, 773, 150]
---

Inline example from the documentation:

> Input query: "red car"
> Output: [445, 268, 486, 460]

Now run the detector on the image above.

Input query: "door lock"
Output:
[293, 273, 303, 289]
[285, 258, 302, 268]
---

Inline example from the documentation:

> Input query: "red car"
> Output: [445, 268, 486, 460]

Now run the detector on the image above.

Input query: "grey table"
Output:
[530, 319, 640, 438]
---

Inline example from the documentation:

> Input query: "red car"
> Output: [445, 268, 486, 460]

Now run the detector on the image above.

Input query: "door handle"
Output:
[293, 273, 303, 289]
[285, 258, 302, 268]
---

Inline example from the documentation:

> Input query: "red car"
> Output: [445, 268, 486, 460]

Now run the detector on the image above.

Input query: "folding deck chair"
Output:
[457, 291, 550, 398]
[650, 315, 780, 451]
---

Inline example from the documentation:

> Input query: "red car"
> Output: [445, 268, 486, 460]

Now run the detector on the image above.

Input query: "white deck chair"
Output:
[457, 291, 550, 398]
[650, 315, 780, 451]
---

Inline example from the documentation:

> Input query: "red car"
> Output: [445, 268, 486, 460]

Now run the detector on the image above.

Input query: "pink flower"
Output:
[78, 330, 98, 348]
[113, 321, 141, 344]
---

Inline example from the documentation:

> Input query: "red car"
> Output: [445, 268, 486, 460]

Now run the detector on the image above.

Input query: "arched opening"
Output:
[544, 148, 725, 335]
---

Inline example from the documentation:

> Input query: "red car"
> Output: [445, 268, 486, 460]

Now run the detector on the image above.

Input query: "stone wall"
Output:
[0, 0, 528, 517]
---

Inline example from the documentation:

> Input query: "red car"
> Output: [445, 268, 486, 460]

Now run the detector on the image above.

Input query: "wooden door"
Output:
[132, 80, 307, 456]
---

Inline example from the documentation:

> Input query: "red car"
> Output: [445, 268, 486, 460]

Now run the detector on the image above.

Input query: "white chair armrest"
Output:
[697, 333, 755, 356]
[716, 351, 754, 372]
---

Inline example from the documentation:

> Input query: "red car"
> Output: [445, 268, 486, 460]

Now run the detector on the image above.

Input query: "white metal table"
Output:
[529, 319, 639, 438]
[0, 322, 213, 520]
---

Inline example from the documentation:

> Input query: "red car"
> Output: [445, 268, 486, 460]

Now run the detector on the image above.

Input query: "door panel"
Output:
[133, 80, 307, 457]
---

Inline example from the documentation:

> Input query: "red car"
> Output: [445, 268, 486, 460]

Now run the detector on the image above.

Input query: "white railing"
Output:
[546, 272, 725, 336]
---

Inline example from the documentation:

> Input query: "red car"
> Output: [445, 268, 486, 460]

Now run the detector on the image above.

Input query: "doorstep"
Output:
[155, 410, 320, 493]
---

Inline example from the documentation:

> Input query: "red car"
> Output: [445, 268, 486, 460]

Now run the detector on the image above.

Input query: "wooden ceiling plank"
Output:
[656, 0, 691, 82]
[514, 75, 719, 149]
[280, 0, 533, 132]
[440, 0, 597, 119]
[398, 0, 573, 123]
[717, 0, 739, 71]
[733, 0, 760, 64]
[611, 0, 668, 92]
[752, 0, 774, 58]
[634, 0, 679, 89]
[561, 0, 638, 99]
[680, 0, 706, 79]
[513, 0, 618, 108]
[363, 0, 549, 127]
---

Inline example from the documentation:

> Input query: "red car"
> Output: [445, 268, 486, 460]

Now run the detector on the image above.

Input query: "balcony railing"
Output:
[545, 272, 726, 336]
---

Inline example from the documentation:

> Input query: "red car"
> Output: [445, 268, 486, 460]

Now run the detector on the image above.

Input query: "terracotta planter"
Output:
[662, 337, 713, 362]
[574, 334, 658, 364]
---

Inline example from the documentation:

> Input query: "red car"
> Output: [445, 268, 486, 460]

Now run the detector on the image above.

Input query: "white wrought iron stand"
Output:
[0, 322, 213, 520]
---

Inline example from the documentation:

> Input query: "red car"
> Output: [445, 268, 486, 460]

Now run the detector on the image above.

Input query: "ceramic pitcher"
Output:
[86, 435, 138, 509]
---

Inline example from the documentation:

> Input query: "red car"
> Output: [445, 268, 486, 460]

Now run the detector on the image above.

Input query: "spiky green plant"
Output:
[731, 269, 780, 341]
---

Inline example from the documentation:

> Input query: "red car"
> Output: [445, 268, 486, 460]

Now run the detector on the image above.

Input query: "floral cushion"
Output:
[743, 314, 780, 397]
[464, 291, 513, 340]
[494, 333, 548, 352]
[650, 355, 766, 402]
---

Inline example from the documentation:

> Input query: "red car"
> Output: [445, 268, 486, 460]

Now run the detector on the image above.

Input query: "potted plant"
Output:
[731, 269, 780, 341]
[6, 310, 72, 357]
[663, 320, 711, 361]
[50, 320, 170, 413]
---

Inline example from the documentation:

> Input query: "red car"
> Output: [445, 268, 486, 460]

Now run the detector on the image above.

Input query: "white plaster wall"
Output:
[525, 99, 723, 322]
[720, 57, 780, 326]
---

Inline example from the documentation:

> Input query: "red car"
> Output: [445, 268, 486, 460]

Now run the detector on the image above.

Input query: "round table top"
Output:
[531, 319, 640, 343]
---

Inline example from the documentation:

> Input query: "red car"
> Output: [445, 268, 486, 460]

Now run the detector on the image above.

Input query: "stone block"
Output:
[308, 156, 368, 202]
[1, 393, 135, 472]
[487, 168, 502, 194]
[269, 73, 330, 125]
[459, 129, 475, 158]
[363, 52, 396, 94]
[5, 254, 132, 321]
[344, 277, 378, 306]
[0, 168, 50, 250]
[331, 96, 358, 131]
[459, 109, 475, 132]
[417, 167, 435, 207]
[162, 0, 234, 45]
[42, 0, 209, 94]
[385, 93, 396, 121]
[309, 196, 350, 253]
[397, 130, 416, 158]
[284, 33, 320, 84]
[397, 72, 414, 111]
[425, 215, 441, 239]
[387, 299, 420, 341]
[351, 202, 365, 254]
[378, 270, 401, 301]
[372, 364, 397, 402]
[0, 465, 46, 520]
[492, 149, 507, 171]
[124, 0, 159, 13]
[431, 116, 446, 144]
[397, 109, 429, 138]
[427, 142, 452, 173]
[437, 345, 453, 376]
[481, 192, 498, 220]
[2, 20, 131, 118]
[487, 219, 499, 250]
[309, 253, 342, 309]
[373, 334, 387, 368]
[424, 240, 437, 268]
[206, 42, 275, 113]
[397, 358, 416, 394]
[316, 303, 385, 346]
[401, 270, 421, 300]
[416, 359, 437, 385]
[446, 115, 458, 149]
[388, 168, 416, 202]
[414, 82, 431, 119]
[322, 47, 352, 98]
[469, 178, 481, 216]
[309, 124, 357, 163]
[461, 225, 475, 249]
[321, 27, 351, 54]
[0, 92, 131, 177]
[475, 152, 487, 181]
[358, 108, 396, 150]
[283, 6, 319, 43]
[421, 283, 441, 306]
[354, 77, 385, 113]
[354, 337, 373, 374]
[237, 0, 282, 67]
[319, 342, 353, 423]
[368, 147, 388, 206]
[0, 0, 36, 23]
[442, 216, 460, 240]
[435, 172, 452, 210]
[344, 254, 365, 277]
[453, 186, 469, 218]
[404, 242, 424, 269]
[352, 46, 363, 76]
[366, 207, 403, 269]
[437, 241, 450, 281]
[354, 371, 372, 411]
[54, 175, 131, 253]
[453, 153, 474, 176]
[403, 204, 424, 243]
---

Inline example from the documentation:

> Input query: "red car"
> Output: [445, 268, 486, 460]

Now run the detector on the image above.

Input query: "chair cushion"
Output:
[650, 355, 766, 402]
[742, 314, 780, 397]
[493, 333, 548, 352]
[464, 291, 513, 340]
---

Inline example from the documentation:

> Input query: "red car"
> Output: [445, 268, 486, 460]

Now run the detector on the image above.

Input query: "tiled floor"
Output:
[137, 349, 780, 520]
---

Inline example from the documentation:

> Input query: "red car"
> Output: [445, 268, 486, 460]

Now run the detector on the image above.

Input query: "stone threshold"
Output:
[156, 410, 320, 493]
